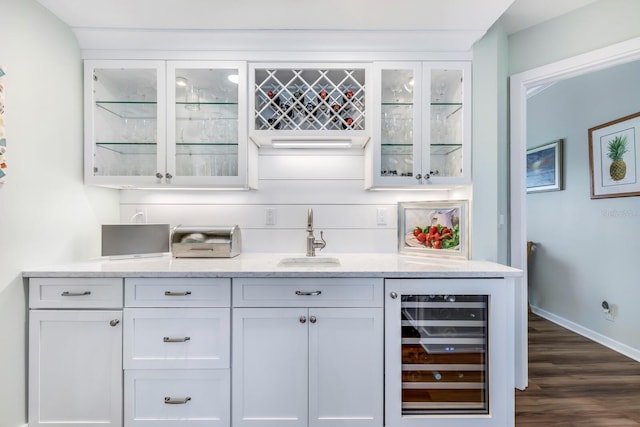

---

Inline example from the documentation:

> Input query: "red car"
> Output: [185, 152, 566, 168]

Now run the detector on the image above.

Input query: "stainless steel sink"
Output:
[278, 257, 341, 267]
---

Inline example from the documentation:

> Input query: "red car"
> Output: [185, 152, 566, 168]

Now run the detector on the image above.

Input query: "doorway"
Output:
[509, 36, 640, 390]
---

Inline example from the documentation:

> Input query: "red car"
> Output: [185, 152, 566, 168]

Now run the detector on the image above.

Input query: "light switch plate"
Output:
[265, 208, 277, 225]
[376, 208, 387, 225]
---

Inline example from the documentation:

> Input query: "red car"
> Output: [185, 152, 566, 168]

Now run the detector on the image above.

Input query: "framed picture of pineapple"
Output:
[588, 111, 640, 199]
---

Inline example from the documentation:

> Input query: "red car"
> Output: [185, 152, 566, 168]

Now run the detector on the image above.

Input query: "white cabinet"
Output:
[123, 278, 231, 427]
[367, 61, 471, 188]
[84, 60, 255, 188]
[249, 63, 371, 146]
[384, 278, 514, 427]
[28, 278, 123, 427]
[232, 278, 384, 427]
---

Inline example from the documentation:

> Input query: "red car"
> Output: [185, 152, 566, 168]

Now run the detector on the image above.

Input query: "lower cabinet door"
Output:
[232, 308, 308, 427]
[125, 369, 230, 427]
[309, 308, 384, 427]
[28, 310, 123, 427]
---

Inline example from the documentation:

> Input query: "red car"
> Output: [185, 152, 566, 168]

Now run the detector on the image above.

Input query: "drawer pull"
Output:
[163, 336, 191, 343]
[164, 291, 192, 296]
[295, 290, 322, 296]
[164, 397, 191, 405]
[61, 291, 91, 297]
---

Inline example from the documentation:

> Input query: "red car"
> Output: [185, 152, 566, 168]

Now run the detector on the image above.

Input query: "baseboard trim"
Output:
[531, 306, 640, 362]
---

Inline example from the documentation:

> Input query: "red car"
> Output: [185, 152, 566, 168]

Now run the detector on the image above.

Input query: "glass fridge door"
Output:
[400, 294, 488, 415]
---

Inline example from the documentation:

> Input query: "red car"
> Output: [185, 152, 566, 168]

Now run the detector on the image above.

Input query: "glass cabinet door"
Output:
[373, 63, 422, 186]
[166, 61, 247, 186]
[424, 62, 471, 183]
[85, 60, 166, 186]
[370, 61, 471, 188]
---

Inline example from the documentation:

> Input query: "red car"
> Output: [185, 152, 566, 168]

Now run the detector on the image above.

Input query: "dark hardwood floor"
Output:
[515, 314, 640, 426]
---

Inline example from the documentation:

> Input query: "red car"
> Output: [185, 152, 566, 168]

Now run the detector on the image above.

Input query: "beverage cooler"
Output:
[385, 278, 512, 427]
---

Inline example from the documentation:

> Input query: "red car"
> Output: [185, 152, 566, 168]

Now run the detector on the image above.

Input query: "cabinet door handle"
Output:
[165, 173, 173, 180]
[299, 316, 307, 324]
[164, 291, 192, 296]
[309, 316, 317, 324]
[164, 397, 191, 404]
[295, 290, 322, 296]
[163, 336, 191, 343]
[61, 291, 91, 297]
[156, 172, 163, 179]
[415, 174, 422, 180]
[109, 319, 120, 327]
[390, 292, 398, 299]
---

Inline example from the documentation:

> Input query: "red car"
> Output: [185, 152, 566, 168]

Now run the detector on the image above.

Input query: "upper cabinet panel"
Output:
[249, 63, 371, 147]
[367, 61, 471, 189]
[86, 60, 166, 187]
[84, 60, 254, 189]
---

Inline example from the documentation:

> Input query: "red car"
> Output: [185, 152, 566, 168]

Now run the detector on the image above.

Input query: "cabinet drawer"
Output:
[233, 277, 383, 307]
[124, 308, 230, 369]
[29, 277, 122, 309]
[125, 278, 230, 307]
[125, 369, 230, 427]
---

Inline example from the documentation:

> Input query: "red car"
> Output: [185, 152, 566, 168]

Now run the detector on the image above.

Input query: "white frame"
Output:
[509, 36, 640, 390]
[384, 278, 514, 427]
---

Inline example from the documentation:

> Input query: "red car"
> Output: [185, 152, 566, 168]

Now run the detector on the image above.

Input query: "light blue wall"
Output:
[472, 23, 510, 263]
[509, 0, 640, 74]
[0, 1, 119, 425]
[506, 0, 640, 357]
[526, 60, 640, 352]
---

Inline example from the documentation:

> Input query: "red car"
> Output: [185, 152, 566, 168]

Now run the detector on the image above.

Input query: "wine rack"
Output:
[400, 294, 488, 414]
[253, 67, 366, 132]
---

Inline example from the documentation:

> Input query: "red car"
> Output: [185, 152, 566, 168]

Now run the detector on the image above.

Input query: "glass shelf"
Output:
[96, 142, 238, 155]
[96, 101, 157, 119]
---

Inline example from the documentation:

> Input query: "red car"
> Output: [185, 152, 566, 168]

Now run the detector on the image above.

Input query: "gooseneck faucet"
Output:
[306, 208, 326, 257]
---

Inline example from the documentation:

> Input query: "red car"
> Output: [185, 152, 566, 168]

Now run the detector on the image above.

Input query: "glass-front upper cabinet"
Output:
[249, 63, 371, 146]
[166, 61, 248, 187]
[85, 60, 250, 188]
[368, 61, 471, 188]
[85, 60, 166, 187]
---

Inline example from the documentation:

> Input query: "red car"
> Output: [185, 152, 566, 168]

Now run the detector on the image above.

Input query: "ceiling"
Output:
[35, 0, 600, 35]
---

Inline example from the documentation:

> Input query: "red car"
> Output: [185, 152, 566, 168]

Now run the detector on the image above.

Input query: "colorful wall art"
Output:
[0, 67, 6, 184]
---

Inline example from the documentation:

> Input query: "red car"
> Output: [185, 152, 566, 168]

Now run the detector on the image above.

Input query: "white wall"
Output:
[120, 151, 471, 253]
[527, 60, 640, 354]
[0, 1, 119, 425]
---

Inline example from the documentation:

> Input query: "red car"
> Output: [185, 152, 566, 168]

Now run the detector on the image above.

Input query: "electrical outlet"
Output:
[376, 208, 387, 225]
[265, 208, 276, 225]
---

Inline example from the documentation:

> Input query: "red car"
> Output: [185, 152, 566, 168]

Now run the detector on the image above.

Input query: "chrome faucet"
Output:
[306, 208, 326, 257]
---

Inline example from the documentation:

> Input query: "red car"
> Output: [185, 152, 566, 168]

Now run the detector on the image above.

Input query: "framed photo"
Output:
[398, 200, 469, 259]
[588, 112, 640, 199]
[526, 139, 563, 193]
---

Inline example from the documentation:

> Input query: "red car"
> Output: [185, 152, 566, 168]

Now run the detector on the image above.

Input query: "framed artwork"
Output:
[398, 200, 469, 259]
[588, 112, 640, 199]
[526, 139, 563, 193]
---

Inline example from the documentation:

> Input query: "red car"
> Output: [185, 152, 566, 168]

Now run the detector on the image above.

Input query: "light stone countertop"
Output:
[23, 253, 521, 278]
